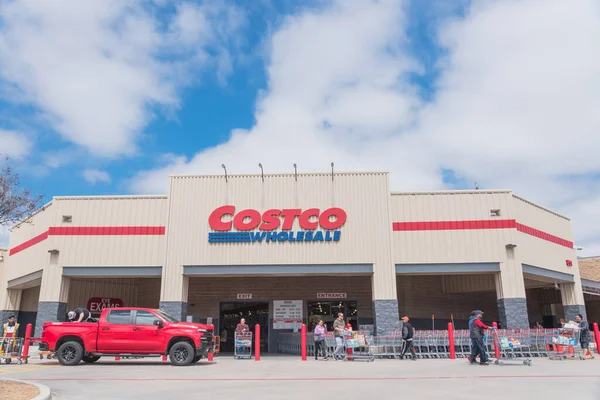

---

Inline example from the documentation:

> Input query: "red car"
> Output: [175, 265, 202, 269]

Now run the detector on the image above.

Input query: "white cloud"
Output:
[83, 169, 111, 185]
[0, 129, 30, 158]
[0, 0, 244, 158]
[131, 0, 600, 256]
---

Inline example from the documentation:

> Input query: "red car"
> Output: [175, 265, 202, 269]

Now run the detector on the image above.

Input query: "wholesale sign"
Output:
[208, 206, 347, 244]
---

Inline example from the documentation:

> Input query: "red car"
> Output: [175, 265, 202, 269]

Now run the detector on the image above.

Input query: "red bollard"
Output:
[255, 324, 260, 361]
[492, 322, 500, 359]
[593, 323, 600, 355]
[448, 322, 456, 360]
[301, 324, 307, 361]
[21, 324, 33, 363]
[208, 324, 214, 362]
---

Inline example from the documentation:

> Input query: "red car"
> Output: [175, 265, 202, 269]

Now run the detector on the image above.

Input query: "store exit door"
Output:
[219, 302, 269, 353]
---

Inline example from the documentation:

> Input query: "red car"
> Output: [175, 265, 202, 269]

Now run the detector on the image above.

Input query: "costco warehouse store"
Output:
[0, 172, 595, 353]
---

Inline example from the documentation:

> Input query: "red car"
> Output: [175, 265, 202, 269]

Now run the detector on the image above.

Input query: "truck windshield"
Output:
[155, 310, 179, 322]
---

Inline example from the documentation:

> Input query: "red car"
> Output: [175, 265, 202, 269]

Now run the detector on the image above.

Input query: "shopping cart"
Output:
[492, 330, 533, 366]
[340, 331, 374, 362]
[234, 332, 252, 359]
[0, 337, 24, 364]
[548, 325, 585, 360]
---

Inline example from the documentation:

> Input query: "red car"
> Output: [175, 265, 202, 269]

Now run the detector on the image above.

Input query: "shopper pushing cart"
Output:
[469, 310, 494, 366]
[576, 314, 595, 360]
[234, 318, 252, 359]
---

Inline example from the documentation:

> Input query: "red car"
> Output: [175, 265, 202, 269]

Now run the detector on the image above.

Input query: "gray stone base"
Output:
[373, 299, 401, 336]
[34, 302, 67, 337]
[564, 305, 587, 323]
[0, 310, 19, 326]
[497, 298, 529, 328]
[159, 301, 188, 322]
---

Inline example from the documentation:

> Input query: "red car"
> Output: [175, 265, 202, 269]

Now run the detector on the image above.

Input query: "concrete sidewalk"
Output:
[2, 356, 599, 399]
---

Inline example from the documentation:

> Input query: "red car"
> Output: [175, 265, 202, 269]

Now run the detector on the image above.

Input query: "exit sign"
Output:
[237, 293, 253, 300]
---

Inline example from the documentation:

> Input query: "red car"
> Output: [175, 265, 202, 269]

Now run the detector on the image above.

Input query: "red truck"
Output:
[39, 307, 214, 366]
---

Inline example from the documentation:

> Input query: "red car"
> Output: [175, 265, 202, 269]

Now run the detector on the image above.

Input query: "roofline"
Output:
[512, 194, 570, 221]
[169, 171, 389, 178]
[578, 256, 600, 260]
[391, 189, 512, 195]
[53, 195, 167, 200]
[10, 200, 54, 230]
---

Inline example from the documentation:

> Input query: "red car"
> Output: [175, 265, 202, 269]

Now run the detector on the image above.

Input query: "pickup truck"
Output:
[40, 307, 214, 366]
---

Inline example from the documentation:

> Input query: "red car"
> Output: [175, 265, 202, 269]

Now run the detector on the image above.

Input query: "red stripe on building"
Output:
[392, 219, 573, 249]
[8, 226, 166, 256]
[47, 226, 166, 236]
[392, 219, 517, 231]
[516, 223, 573, 249]
[9, 231, 49, 256]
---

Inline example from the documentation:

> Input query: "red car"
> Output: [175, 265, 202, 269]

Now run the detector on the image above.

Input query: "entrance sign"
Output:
[317, 293, 347, 299]
[273, 300, 303, 329]
[87, 297, 123, 313]
[208, 206, 346, 244]
[237, 293, 253, 300]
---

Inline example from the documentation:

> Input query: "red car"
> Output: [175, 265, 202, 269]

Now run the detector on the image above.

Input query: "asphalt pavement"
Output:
[1, 353, 599, 399]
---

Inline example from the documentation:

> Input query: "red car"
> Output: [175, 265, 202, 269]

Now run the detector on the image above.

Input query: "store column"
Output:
[159, 268, 189, 321]
[495, 247, 529, 328]
[372, 263, 401, 336]
[561, 283, 587, 322]
[34, 256, 70, 337]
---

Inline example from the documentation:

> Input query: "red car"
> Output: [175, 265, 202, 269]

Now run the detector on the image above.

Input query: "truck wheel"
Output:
[82, 355, 101, 364]
[57, 341, 84, 366]
[169, 342, 195, 366]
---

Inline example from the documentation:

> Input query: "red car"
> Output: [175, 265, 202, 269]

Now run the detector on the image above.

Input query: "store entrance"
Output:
[307, 301, 358, 332]
[219, 302, 269, 353]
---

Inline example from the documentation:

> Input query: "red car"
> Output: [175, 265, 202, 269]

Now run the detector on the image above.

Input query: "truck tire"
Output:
[82, 355, 101, 364]
[57, 341, 84, 366]
[169, 342, 195, 366]
[192, 355, 202, 363]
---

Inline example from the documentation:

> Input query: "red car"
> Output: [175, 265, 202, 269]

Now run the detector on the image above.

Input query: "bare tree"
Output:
[0, 157, 43, 226]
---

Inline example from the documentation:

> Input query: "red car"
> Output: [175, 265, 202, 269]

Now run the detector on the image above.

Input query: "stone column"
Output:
[495, 246, 529, 328]
[35, 256, 70, 337]
[160, 274, 189, 322]
[561, 282, 587, 322]
[372, 299, 400, 336]
[159, 301, 188, 322]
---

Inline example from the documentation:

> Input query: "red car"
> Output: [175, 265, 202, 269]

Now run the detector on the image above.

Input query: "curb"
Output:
[2, 378, 52, 400]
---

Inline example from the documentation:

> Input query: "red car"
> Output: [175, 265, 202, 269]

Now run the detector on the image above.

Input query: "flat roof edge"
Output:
[512, 194, 570, 221]
[169, 171, 389, 179]
[53, 195, 167, 200]
[391, 189, 512, 195]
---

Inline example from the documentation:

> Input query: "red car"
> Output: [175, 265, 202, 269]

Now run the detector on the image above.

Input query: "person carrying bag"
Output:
[314, 320, 328, 360]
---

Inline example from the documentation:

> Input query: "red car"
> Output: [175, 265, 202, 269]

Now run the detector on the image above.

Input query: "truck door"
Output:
[131, 310, 165, 353]
[97, 310, 134, 353]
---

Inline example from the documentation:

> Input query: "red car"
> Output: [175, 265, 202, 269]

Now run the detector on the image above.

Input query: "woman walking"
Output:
[314, 320, 329, 360]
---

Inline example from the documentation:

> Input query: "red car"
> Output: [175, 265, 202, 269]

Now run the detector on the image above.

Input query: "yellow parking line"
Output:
[0, 365, 59, 375]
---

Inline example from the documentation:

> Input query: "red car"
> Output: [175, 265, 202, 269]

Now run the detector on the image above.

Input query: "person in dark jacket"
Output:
[400, 316, 417, 360]
[469, 310, 493, 365]
[576, 314, 595, 359]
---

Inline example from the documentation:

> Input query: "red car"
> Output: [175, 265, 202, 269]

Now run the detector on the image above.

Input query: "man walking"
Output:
[332, 312, 346, 360]
[469, 310, 493, 365]
[576, 314, 595, 359]
[400, 316, 417, 360]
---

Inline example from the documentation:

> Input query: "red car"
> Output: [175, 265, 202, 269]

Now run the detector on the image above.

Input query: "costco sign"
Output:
[208, 206, 346, 243]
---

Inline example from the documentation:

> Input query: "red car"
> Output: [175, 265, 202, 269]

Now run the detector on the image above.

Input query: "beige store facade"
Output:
[0, 172, 589, 351]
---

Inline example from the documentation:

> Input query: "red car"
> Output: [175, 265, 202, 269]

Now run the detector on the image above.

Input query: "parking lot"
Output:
[1, 353, 599, 400]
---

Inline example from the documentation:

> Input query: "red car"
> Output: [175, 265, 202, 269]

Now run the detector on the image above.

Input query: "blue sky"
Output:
[0, 0, 599, 255]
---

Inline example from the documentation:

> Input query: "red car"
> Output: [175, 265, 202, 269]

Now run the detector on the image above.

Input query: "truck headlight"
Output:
[198, 329, 207, 333]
